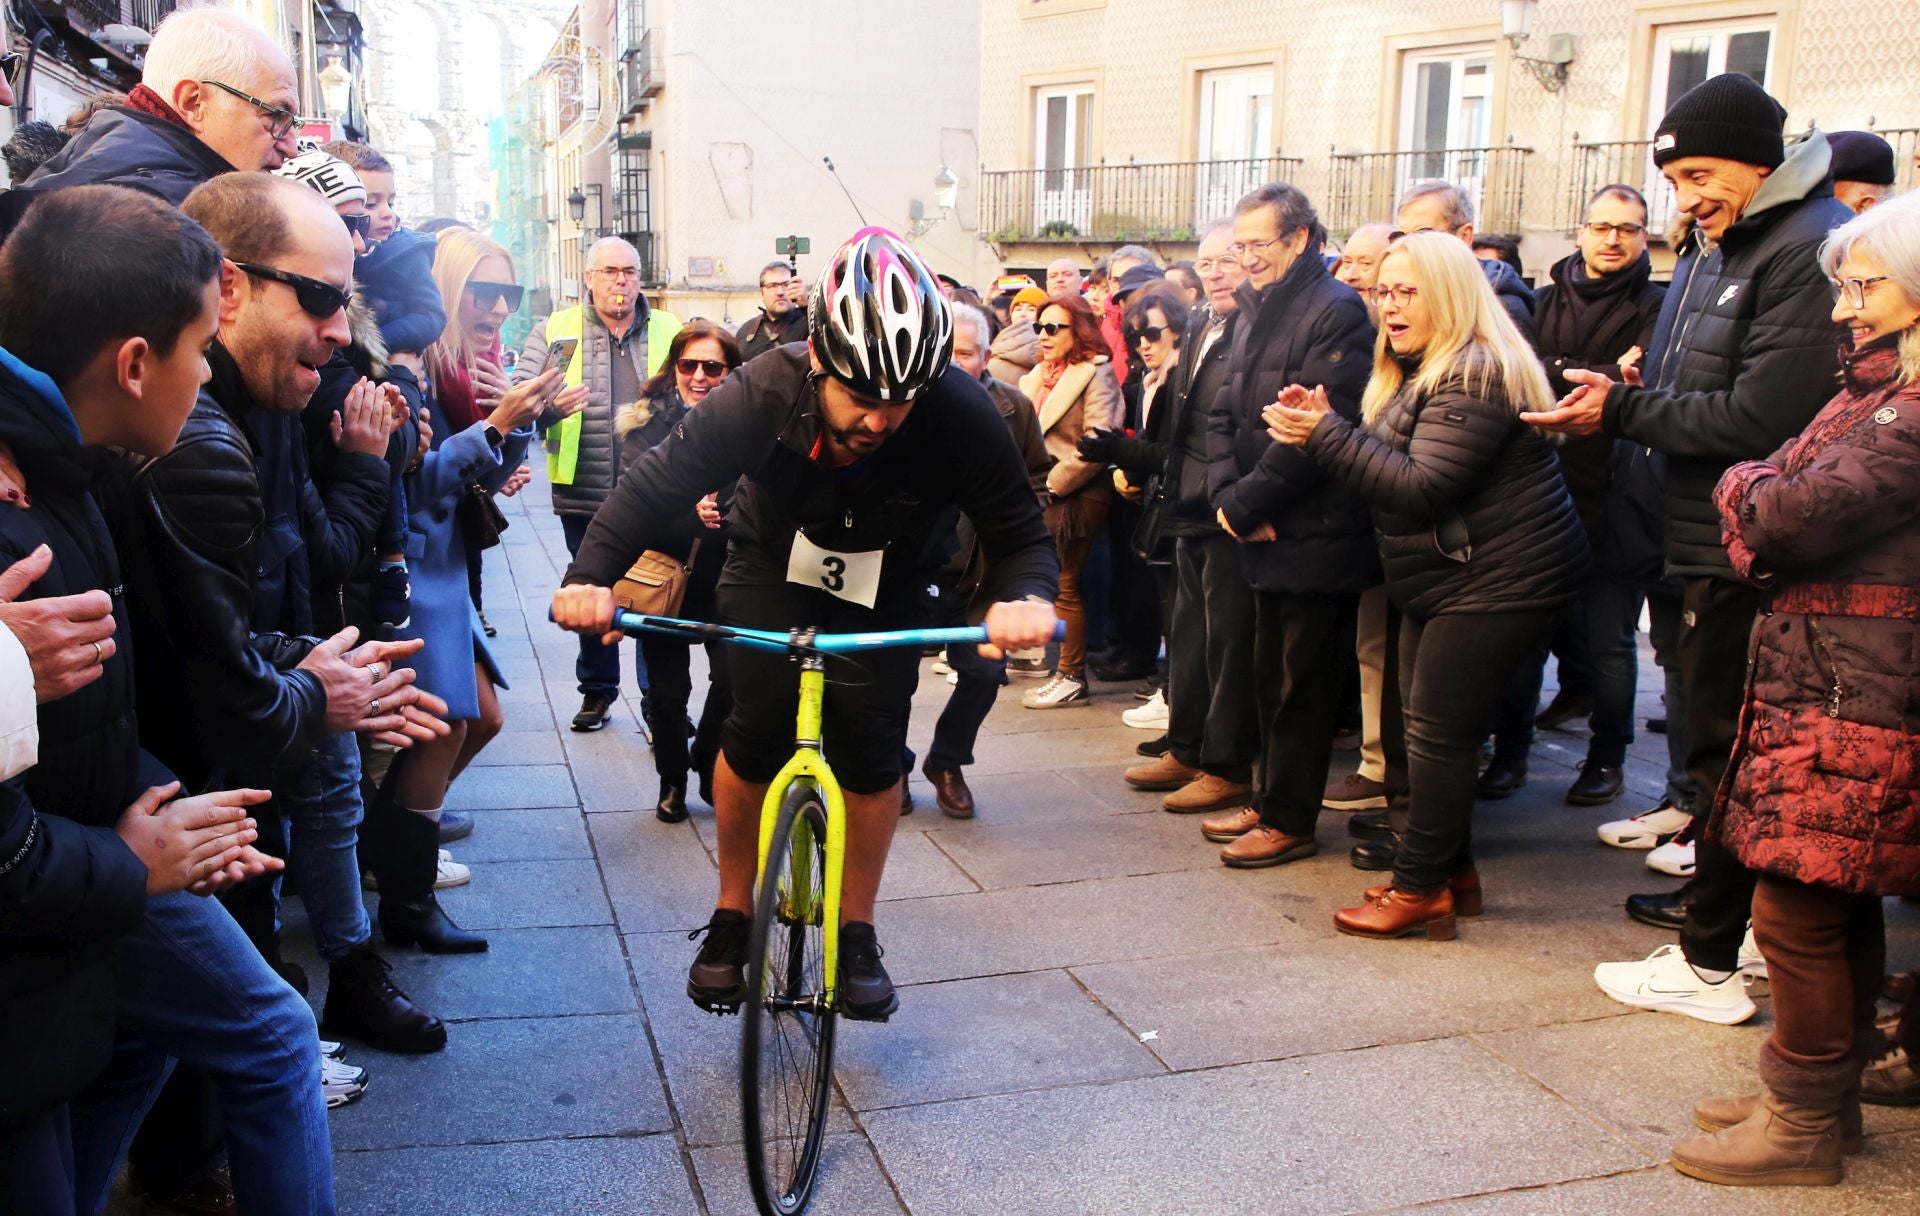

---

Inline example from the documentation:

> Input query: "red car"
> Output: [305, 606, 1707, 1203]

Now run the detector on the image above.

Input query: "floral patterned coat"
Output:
[1708, 339, 1920, 896]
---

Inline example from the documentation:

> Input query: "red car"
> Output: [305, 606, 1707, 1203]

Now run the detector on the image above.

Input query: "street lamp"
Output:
[567, 187, 587, 224]
[907, 165, 960, 239]
[318, 58, 353, 119]
[1501, 0, 1575, 93]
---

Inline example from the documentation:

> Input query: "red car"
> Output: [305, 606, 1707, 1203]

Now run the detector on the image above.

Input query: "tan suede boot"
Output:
[1672, 1052, 1850, 1187]
[1692, 1091, 1862, 1155]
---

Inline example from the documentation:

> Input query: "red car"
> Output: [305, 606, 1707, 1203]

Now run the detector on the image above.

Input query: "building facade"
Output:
[979, 0, 1920, 276]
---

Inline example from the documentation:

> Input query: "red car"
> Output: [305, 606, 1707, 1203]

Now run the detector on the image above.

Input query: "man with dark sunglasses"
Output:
[515, 236, 683, 733]
[0, 9, 300, 238]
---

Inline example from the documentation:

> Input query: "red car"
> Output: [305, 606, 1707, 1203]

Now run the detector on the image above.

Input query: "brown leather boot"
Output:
[1693, 1091, 1863, 1154]
[1365, 868, 1483, 917]
[1671, 1051, 1850, 1187]
[1334, 885, 1456, 940]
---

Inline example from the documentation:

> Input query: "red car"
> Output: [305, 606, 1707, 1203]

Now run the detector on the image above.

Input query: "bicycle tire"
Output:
[741, 784, 838, 1216]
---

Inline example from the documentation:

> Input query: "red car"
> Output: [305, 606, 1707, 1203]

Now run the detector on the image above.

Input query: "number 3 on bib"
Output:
[787, 531, 884, 608]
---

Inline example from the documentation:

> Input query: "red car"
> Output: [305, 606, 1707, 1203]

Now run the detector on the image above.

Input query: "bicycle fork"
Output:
[755, 649, 846, 1011]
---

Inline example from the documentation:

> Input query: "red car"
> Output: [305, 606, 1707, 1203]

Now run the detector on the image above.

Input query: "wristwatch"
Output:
[482, 423, 503, 450]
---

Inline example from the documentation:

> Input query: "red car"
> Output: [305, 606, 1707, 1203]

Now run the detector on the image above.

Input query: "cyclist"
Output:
[552, 228, 1059, 1019]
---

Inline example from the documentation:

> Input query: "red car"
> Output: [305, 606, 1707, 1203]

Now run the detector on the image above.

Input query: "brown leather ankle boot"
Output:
[1333, 885, 1456, 940]
[1365, 869, 1482, 916]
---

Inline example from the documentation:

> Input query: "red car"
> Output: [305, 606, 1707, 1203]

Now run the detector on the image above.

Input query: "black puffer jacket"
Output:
[1305, 350, 1589, 619]
[1603, 132, 1852, 578]
[1480, 257, 1538, 345]
[0, 105, 232, 237]
[1207, 255, 1380, 594]
[0, 355, 158, 1129]
[735, 307, 807, 365]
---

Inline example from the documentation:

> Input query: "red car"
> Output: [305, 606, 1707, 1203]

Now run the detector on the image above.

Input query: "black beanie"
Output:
[1651, 72, 1788, 169]
[1827, 131, 1896, 185]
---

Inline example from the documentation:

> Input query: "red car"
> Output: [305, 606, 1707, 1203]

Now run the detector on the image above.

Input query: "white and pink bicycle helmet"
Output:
[809, 226, 952, 402]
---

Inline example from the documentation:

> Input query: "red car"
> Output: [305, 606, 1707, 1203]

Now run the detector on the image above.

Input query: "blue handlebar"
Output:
[576, 609, 1064, 652]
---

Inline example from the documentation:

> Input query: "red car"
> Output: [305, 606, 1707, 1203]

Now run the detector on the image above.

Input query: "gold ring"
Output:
[91, 640, 104, 664]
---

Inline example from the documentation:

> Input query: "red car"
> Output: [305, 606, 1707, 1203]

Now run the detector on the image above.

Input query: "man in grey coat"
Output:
[516, 237, 681, 730]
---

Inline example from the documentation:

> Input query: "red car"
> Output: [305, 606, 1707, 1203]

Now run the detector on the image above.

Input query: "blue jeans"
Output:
[1646, 589, 1698, 810]
[559, 513, 639, 697]
[68, 892, 332, 1216]
[1583, 577, 1642, 768]
[274, 731, 372, 963]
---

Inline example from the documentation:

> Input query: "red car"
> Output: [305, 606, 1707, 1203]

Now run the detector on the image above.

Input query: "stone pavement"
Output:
[269, 475, 1917, 1213]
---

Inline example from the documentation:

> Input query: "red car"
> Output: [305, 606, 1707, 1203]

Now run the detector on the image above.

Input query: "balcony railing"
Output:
[126, 0, 177, 31]
[980, 156, 1304, 244]
[619, 229, 666, 288]
[621, 28, 663, 114]
[1327, 145, 1531, 237]
[1567, 139, 1679, 238]
[1874, 127, 1920, 196]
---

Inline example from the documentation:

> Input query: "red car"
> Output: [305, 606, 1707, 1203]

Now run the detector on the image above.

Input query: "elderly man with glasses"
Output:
[515, 237, 684, 732]
[0, 8, 300, 237]
[735, 260, 809, 363]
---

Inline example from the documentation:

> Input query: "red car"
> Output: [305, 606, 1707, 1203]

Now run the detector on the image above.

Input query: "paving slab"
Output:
[330, 1014, 672, 1150]
[910, 767, 1135, 825]
[877, 828, 980, 901]
[924, 809, 1224, 890]
[862, 1037, 1651, 1216]
[464, 729, 565, 768]
[689, 1134, 906, 1216]
[442, 763, 580, 811]
[332, 1133, 699, 1216]
[445, 805, 594, 864]
[593, 810, 723, 933]
[833, 969, 1164, 1111]
[361, 925, 636, 1021]
[430, 858, 612, 930]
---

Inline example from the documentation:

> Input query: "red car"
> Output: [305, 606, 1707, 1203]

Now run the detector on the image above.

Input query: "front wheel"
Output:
[741, 784, 837, 1215]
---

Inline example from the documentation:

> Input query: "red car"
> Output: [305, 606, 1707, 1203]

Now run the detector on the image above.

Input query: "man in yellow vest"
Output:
[516, 236, 681, 731]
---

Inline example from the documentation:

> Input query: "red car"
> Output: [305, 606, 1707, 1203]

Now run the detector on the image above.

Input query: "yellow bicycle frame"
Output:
[754, 659, 845, 1008]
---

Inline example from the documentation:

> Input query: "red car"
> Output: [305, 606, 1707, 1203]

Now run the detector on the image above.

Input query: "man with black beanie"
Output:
[1826, 130, 1897, 214]
[1523, 71, 1851, 1027]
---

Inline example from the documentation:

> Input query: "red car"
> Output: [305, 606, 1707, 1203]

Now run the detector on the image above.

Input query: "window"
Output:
[1400, 46, 1493, 163]
[1032, 84, 1094, 233]
[1650, 22, 1774, 131]
[1198, 68, 1273, 163]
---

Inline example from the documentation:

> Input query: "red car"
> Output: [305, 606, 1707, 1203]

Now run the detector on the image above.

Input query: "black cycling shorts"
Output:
[714, 575, 930, 795]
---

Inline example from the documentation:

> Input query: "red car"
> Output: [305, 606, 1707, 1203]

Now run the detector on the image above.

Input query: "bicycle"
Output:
[605, 608, 1062, 1216]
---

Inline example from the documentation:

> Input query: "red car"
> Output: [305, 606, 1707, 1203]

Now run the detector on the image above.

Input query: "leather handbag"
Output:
[613, 541, 701, 617]
[1130, 471, 1174, 565]
[458, 483, 509, 550]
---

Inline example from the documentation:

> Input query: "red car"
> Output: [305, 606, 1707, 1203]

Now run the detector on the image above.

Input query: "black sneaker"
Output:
[1565, 760, 1624, 807]
[837, 921, 898, 1021]
[1136, 733, 1171, 758]
[686, 909, 750, 1013]
[572, 692, 616, 732]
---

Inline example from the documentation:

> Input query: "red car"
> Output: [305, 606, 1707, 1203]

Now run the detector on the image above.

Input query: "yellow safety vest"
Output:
[543, 303, 683, 485]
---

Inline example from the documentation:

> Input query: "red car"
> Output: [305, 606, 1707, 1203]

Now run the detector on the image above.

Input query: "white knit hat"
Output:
[273, 149, 367, 207]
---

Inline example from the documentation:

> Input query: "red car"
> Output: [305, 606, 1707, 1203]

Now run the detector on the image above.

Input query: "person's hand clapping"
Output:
[114, 783, 276, 896]
[1262, 383, 1331, 447]
[1618, 345, 1645, 387]
[332, 378, 391, 457]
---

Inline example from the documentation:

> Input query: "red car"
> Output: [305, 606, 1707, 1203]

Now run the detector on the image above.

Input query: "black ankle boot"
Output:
[322, 943, 448, 1053]
[656, 782, 688, 823]
[379, 893, 488, 953]
[373, 799, 487, 953]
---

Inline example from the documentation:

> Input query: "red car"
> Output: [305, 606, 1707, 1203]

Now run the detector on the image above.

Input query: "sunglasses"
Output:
[467, 280, 524, 313]
[232, 261, 351, 318]
[676, 357, 730, 378]
[341, 213, 372, 242]
[1035, 322, 1072, 336]
[1129, 325, 1168, 344]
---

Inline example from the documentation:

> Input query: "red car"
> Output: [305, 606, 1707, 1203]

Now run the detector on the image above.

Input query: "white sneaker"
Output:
[1122, 689, 1169, 730]
[361, 849, 471, 892]
[1738, 922, 1768, 980]
[322, 1055, 369, 1108]
[1646, 832, 1697, 877]
[1007, 651, 1051, 679]
[945, 670, 958, 686]
[318, 1039, 344, 1060]
[1597, 800, 1692, 850]
[1022, 673, 1089, 709]
[930, 655, 953, 676]
[1593, 944, 1757, 1024]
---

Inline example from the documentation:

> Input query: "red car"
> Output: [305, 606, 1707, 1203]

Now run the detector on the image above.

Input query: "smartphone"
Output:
[539, 337, 578, 401]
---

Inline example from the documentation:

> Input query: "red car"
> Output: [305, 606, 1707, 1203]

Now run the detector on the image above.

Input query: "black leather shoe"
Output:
[656, 783, 688, 823]
[1136, 733, 1171, 758]
[1090, 657, 1155, 683]
[1566, 761, 1624, 807]
[1626, 883, 1693, 931]
[1350, 832, 1401, 871]
[1475, 759, 1528, 799]
[379, 894, 489, 954]
[322, 943, 448, 1053]
[1646, 716, 1667, 734]
[1348, 810, 1394, 839]
[1535, 690, 1595, 730]
[571, 692, 615, 732]
[436, 810, 474, 843]
[687, 909, 750, 1013]
[837, 921, 898, 1021]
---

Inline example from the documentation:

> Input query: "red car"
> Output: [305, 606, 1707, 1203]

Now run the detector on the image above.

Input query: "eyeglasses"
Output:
[759, 278, 793, 291]
[466, 279, 524, 313]
[201, 79, 298, 140]
[1829, 275, 1891, 309]
[1584, 222, 1646, 240]
[676, 357, 730, 378]
[233, 262, 351, 319]
[1194, 255, 1239, 274]
[1368, 284, 1420, 307]
[590, 266, 640, 279]
[341, 213, 372, 242]
[1129, 325, 1168, 344]
[1035, 322, 1072, 336]
[1227, 237, 1281, 257]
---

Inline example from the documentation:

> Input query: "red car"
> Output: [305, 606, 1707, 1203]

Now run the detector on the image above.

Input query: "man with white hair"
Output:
[1045, 257, 1083, 297]
[517, 237, 683, 732]
[0, 8, 298, 234]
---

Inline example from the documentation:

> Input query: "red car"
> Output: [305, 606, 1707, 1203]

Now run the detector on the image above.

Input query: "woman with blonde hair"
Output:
[1266, 231, 1588, 939]
[361, 228, 585, 953]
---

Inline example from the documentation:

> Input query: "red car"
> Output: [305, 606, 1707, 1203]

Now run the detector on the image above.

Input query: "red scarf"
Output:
[432, 336, 504, 432]
[124, 84, 193, 131]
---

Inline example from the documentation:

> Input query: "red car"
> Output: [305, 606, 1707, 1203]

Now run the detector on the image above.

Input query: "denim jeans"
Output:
[1582, 577, 1643, 768]
[274, 731, 372, 963]
[560, 513, 634, 697]
[1645, 589, 1698, 810]
[68, 892, 333, 1216]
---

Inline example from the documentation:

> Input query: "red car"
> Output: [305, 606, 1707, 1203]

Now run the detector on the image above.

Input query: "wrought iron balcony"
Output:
[621, 28, 663, 115]
[980, 156, 1304, 244]
[1566, 139, 1678, 238]
[619, 229, 666, 289]
[126, 0, 177, 31]
[1326, 145, 1532, 237]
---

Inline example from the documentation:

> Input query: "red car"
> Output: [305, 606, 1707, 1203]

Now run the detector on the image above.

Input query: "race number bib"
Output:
[786, 531, 884, 608]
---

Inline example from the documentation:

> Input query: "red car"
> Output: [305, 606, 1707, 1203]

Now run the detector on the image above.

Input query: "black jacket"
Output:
[1480, 257, 1538, 345]
[1095, 308, 1233, 538]
[1207, 255, 1381, 594]
[0, 353, 157, 1129]
[0, 106, 232, 237]
[99, 348, 373, 789]
[1603, 133, 1853, 578]
[735, 308, 808, 365]
[1306, 350, 1589, 620]
[566, 347, 1059, 614]
[1533, 250, 1667, 543]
